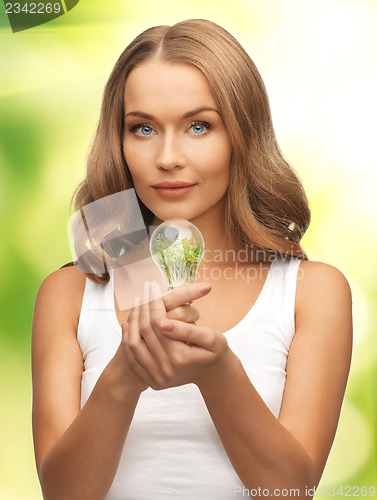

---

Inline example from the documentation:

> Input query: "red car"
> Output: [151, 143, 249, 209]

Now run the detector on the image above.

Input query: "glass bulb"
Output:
[149, 218, 205, 289]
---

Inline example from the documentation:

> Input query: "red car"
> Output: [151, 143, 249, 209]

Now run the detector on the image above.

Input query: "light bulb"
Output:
[149, 218, 205, 289]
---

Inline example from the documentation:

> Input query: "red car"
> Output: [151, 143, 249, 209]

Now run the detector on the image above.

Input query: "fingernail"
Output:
[133, 296, 140, 307]
[198, 283, 211, 294]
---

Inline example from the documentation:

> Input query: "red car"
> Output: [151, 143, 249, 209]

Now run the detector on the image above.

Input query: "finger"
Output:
[124, 316, 173, 390]
[122, 322, 154, 387]
[166, 304, 200, 324]
[127, 295, 149, 356]
[159, 319, 223, 351]
[127, 294, 140, 328]
[127, 292, 157, 368]
[139, 282, 169, 358]
[139, 281, 151, 326]
[163, 283, 212, 311]
[149, 281, 168, 321]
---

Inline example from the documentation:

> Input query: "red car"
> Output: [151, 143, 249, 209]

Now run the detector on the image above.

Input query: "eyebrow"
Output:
[125, 106, 220, 120]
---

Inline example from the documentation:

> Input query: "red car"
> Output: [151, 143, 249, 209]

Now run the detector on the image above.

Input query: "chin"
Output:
[154, 213, 196, 223]
[148, 206, 200, 223]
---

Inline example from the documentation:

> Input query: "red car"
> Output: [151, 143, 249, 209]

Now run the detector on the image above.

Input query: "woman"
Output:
[32, 19, 352, 499]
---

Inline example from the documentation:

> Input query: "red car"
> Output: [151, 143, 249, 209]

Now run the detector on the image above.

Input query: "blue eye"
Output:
[131, 124, 155, 136]
[139, 125, 153, 136]
[190, 121, 210, 135]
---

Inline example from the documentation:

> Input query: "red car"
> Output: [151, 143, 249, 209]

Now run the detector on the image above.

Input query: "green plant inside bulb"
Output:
[149, 218, 205, 289]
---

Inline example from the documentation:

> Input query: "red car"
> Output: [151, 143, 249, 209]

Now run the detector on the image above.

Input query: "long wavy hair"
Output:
[72, 19, 310, 284]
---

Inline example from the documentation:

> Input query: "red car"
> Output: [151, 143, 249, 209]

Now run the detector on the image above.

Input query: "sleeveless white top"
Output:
[77, 258, 301, 499]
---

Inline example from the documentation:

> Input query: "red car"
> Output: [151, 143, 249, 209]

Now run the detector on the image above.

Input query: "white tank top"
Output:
[78, 258, 301, 499]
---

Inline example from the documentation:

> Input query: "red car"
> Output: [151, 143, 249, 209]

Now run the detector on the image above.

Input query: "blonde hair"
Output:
[73, 19, 310, 283]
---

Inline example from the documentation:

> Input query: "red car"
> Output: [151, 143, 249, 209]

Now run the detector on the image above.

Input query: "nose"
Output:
[155, 132, 186, 171]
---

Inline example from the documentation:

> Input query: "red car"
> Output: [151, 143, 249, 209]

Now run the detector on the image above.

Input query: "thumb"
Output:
[159, 319, 217, 350]
[121, 322, 129, 341]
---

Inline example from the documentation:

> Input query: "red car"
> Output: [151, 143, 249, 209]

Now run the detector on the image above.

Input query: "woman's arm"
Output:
[124, 263, 352, 498]
[32, 267, 144, 500]
[32, 268, 210, 500]
[196, 262, 352, 497]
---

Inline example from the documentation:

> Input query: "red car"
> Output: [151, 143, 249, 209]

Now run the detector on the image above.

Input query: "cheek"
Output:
[123, 145, 141, 182]
[122, 144, 131, 170]
[209, 147, 232, 181]
[211, 136, 232, 169]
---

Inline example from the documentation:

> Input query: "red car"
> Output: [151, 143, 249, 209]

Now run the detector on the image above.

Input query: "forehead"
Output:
[124, 61, 217, 112]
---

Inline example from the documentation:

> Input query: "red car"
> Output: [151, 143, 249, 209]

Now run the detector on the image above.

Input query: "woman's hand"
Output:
[163, 283, 206, 324]
[122, 281, 230, 390]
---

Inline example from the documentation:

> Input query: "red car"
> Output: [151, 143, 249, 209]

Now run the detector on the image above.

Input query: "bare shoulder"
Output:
[297, 260, 351, 289]
[292, 260, 353, 388]
[296, 260, 352, 315]
[37, 265, 86, 295]
[294, 259, 353, 359]
[35, 266, 87, 331]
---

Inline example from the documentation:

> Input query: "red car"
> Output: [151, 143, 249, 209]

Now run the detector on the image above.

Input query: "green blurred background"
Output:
[0, 1, 376, 498]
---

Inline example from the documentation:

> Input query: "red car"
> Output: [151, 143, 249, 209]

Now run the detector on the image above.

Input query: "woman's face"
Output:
[123, 60, 232, 225]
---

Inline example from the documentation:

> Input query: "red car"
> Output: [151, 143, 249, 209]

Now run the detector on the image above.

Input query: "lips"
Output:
[152, 181, 196, 188]
[152, 181, 197, 198]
